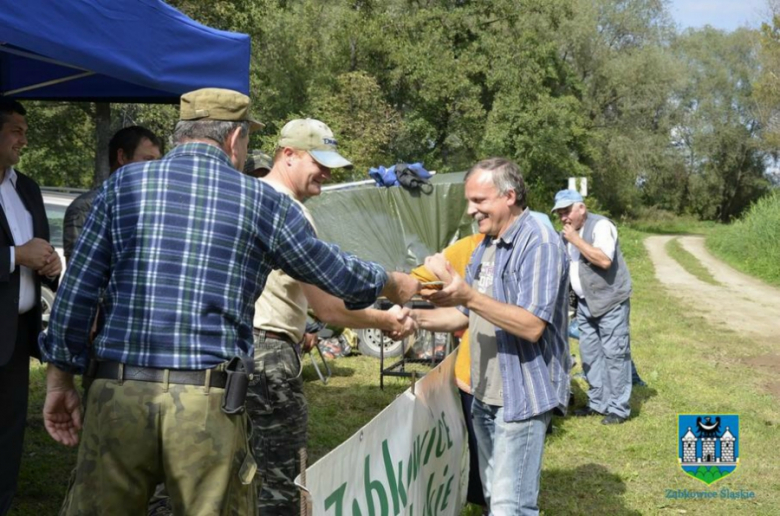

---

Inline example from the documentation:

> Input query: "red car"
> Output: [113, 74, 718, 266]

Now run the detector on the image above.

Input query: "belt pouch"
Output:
[221, 356, 250, 415]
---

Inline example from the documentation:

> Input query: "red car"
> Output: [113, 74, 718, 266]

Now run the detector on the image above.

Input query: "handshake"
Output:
[378, 252, 467, 341]
[384, 304, 419, 341]
[376, 271, 421, 341]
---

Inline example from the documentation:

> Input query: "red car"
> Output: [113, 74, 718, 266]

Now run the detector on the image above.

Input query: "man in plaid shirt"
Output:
[38, 88, 419, 515]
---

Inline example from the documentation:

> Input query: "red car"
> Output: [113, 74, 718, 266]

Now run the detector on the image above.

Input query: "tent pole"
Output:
[320, 179, 375, 192]
[94, 102, 111, 186]
[3, 72, 95, 96]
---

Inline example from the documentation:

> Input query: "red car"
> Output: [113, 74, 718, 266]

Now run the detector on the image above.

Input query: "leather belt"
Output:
[253, 329, 296, 345]
[92, 361, 227, 388]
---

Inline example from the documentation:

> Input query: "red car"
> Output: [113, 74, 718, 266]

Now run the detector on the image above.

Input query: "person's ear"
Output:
[282, 147, 296, 168]
[116, 148, 129, 167]
[506, 188, 517, 207]
[225, 126, 246, 170]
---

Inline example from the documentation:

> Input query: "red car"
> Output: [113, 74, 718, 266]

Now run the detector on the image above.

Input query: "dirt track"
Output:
[644, 235, 780, 398]
[645, 236, 780, 339]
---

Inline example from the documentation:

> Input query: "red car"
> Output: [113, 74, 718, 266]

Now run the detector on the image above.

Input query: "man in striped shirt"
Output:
[38, 88, 419, 515]
[413, 158, 570, 516]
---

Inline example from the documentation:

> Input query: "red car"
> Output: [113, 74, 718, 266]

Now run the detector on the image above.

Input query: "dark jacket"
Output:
[0, 169, 58, 365]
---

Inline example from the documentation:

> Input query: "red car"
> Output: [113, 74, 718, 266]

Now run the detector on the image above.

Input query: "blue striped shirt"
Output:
[40, 143, 387, 373]
[463, 209, 571, 421]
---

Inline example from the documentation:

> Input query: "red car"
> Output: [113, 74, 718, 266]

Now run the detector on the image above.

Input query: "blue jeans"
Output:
[471, 398, 552, 516]
[578, 299, 632, 418]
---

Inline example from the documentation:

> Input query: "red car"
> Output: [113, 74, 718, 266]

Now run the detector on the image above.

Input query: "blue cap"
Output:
[551, 189, 583, 213]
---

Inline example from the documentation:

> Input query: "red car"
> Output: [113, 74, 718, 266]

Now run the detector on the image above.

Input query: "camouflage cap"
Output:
[243, 150, 273, 176]
[180, 88, 264, 132]
[277, 118, 352, 168]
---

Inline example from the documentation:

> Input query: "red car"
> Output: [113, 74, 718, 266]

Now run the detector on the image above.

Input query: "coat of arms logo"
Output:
[678, 414, 739, 485]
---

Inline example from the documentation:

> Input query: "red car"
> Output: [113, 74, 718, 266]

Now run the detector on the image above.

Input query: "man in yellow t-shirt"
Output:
[411, 233, 485, 508]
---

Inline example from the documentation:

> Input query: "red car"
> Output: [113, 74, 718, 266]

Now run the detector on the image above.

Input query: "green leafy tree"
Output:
[558, 0, 682, 216]
[671, 28, 770, 221]
[308, 71, 400, 182]
[18, 102, 95, 188]
[755, 3, 780, 156]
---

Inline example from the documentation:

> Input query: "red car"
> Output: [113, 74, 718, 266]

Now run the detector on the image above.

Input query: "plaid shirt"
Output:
[462, 209, 571, 421]
[40, 143, 387, 373]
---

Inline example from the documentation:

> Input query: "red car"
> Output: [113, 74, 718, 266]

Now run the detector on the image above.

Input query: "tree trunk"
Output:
[93, 102, 112, 187]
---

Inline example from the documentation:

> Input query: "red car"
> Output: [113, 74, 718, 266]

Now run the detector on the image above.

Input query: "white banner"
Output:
[298, 352, 468, 516]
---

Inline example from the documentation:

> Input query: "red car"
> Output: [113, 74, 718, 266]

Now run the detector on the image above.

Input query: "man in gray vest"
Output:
[552, 189, 632, 425]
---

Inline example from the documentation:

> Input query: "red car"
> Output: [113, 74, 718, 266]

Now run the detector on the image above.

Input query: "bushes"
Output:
[707, 191, 780, 286]
[626, 206, 715, 235]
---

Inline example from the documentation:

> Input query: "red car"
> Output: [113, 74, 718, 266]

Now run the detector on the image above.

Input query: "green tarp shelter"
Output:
[306, 173, 474, 272]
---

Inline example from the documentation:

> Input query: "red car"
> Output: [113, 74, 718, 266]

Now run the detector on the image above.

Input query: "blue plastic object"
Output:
[369, 162, 431, 187]
[568, 320, 580, 340]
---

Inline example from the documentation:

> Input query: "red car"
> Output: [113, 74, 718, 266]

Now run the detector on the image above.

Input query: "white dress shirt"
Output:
[1, 167, 36, 313]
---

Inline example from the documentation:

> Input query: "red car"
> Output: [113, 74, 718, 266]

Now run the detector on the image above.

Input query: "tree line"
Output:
[18, 0, 780, 222]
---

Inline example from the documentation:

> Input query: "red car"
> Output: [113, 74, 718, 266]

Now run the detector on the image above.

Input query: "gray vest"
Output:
[576, 213, 632, 317]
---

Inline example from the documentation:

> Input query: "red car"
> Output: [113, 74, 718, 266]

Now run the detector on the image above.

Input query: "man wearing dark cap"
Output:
[247, 118, 415, 515]
[38, 90, 420, 515]
[243, 149, 273, 178]
[552, 189, 633, 425]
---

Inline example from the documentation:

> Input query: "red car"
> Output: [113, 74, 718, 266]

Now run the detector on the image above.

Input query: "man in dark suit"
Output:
[0, 97, 61, 515]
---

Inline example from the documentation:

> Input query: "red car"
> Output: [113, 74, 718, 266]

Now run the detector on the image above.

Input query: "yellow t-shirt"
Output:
[411, 233, 484, 390]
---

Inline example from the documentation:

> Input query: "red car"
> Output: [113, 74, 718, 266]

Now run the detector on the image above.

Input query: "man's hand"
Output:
[382, 272, 421, 305]
[38, 247, 62, 277]
[43, 365, 82, 447]
[563, 222, 611, 269]
[562, 223, 580, 244]
[423, 253, 452, 281]
[423, 262, 475, 309]
[419, 253, 454, 297]
[386, 304, 418, 340]
[44, 389, 82, 446]
[15, 237, 55, 271]
[302, 332, 318, 353]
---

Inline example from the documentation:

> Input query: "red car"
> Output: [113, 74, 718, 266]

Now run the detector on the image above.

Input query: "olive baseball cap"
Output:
[277, 118, 352, 168]
[180, 88, 264, 132]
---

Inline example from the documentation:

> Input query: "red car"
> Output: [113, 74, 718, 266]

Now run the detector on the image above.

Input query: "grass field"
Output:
[12, 227, 780, 515]
[626, 211, 716, 236]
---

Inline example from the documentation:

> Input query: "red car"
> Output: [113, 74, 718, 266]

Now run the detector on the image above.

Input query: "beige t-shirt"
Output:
[252, 180, 316, 343]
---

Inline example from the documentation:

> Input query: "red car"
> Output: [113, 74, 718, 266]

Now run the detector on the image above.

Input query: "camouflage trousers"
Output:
[60, 378, 258, 516]
[246, 333, 308, 516]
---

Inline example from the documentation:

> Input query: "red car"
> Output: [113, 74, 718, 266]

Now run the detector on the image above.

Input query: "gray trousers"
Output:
[578, 299, 632, 419]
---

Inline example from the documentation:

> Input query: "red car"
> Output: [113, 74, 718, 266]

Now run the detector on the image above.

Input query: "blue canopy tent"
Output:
[0, 0, 250, 101]
[0, 0, 251, 181]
